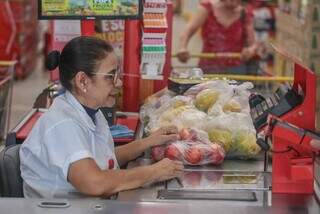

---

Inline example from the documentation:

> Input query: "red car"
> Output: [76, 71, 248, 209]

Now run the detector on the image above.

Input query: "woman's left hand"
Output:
[146, 126, 180, 147]
[241, 47, 255, 62]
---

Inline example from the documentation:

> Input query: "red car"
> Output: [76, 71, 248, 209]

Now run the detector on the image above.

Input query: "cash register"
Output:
[250, 63, 320, 196]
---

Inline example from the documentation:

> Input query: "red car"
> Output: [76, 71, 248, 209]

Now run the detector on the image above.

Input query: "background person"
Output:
[177, 0, 258, 74]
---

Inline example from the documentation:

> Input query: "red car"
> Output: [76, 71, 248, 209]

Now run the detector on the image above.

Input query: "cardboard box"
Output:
[275, 1, 320, 76]
[275, 1, 320, 130]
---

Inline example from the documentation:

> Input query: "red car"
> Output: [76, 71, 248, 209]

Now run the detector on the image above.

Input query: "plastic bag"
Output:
[226, 82, 253, 114]
[207, 81, 253, 116]
[178, 128, 210, 143]
[151, 128, 225, 165]
[140, 94, 172, 126]
[148, 107, 207, 132]
[206, 112, 256, 133]
[171, 108, 208, 131]
[207, 128, 233, 153]
[151, 145, 166, 161]
[164, 140, 225, 165]
[184, 80, 231, 98]
[194, 89, 220, 112]
[232, 131, 260, 159]
[143, 95, 194, 133]
[222, 99, 242, 113]
[205, 113, 260, 159]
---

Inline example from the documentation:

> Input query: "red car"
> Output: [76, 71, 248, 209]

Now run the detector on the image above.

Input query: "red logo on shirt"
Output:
[108, 158, 114, 169]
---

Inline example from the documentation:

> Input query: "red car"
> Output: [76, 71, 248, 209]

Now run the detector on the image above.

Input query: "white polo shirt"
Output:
[20, 90, 118, 198]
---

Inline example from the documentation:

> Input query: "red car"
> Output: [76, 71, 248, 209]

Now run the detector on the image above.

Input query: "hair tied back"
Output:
[46, 50, 60, 71]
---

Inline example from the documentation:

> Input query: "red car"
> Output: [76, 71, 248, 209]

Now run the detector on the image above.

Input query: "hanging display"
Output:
[38, 0, 142, 20]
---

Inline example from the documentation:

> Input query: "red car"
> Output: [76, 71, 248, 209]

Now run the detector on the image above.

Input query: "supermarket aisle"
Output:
[9, 56, 49, 130]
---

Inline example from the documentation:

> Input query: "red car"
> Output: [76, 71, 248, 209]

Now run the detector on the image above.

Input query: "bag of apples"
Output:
[151, 128, 225, 166]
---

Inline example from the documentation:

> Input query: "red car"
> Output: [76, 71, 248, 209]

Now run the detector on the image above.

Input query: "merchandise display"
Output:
[140, 0, 168, 79]
[39, 0, 142, 19]
[0, 0, 39, 78]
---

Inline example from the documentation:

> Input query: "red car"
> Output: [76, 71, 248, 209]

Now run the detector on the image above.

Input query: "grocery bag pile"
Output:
[140, 80, 261, 165]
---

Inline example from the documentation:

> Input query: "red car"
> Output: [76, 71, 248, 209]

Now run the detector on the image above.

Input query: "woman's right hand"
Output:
[152, 158, 184, 182]
[310, 139, 320, 150]
[176, 48, 191, 63]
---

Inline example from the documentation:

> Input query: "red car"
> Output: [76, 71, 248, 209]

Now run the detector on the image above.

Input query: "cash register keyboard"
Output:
[250, 84, 302, 130]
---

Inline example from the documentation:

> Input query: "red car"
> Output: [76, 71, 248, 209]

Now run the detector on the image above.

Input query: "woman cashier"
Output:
[20, 36, 183, 198]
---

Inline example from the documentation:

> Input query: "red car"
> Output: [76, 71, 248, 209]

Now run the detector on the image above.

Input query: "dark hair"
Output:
[45, 36, 114, 91]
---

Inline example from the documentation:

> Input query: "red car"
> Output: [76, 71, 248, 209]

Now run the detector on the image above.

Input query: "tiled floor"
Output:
[9, 56, 49, 131]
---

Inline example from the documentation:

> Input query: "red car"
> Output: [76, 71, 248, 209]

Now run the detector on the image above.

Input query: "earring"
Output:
[83, 88, 87, 93]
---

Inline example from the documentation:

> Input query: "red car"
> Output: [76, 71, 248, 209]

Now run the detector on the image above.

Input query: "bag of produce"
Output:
[151, 128, 225, 165]
[149, 107, 207, 132]
[207, 128, 233, 153]
[231, 131, 260, 159]
[164, 140, 225, 165]
[151, 145, 166, 161]
[172, 108, 208, 130]
[183, 80, 230, 98]
[222, 99, 242, 113]
[205, 113, 260, 159]
[194, 89, 220, 112]
[143, 96, 194, 133]
[140, 94, 172, 127]
[207, 81, 253, 116]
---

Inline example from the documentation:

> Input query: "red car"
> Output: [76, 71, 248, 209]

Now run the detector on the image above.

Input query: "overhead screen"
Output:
[38, 0, 142, 20]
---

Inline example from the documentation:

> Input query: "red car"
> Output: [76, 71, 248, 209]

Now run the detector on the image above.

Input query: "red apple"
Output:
[151, 146, 165, 161]
[185, 147, 202, 165]
[179, 128, 191, 140]
[165, 144, 181, 160]
[179, 128, 198, 141]
[208, 144, 225, 165]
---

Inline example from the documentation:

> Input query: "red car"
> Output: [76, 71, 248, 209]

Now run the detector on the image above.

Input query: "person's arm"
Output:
[68, 157, 183, 197]
[115, 126, 179, 166]
[177, 4, 208, 63]
[310, 139, 320, 150]
[241, 9, 258, 61]
[245, 13, 255, 47]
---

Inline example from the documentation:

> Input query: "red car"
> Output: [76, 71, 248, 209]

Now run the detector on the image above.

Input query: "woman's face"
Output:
[222, 0, 241, 10]
[87, 52, 121, 108]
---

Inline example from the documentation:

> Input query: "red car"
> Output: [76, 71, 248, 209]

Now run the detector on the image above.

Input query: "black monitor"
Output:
[38, 0, 142, 20]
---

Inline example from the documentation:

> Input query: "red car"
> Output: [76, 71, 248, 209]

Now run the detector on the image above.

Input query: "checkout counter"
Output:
[1, 65, 320, 214]
[0, 194, 318, 214]
[0, 157, 318, 213]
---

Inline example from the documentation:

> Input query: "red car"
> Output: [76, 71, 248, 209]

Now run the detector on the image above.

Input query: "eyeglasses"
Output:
[92, 68, 120, 85]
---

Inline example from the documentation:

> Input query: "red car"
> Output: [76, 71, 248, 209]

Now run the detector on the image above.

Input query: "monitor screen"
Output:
[38, 0, 142, 20]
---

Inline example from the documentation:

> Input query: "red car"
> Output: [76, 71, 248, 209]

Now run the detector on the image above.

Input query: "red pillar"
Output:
[81, 20, 95, 36]
[154, 2, 173, 92]
[122, 20, 141, 112]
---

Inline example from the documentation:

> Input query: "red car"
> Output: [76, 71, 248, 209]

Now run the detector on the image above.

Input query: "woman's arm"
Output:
[114, 138, 151, 167]
[68, 157, 183, 197]
[115, 126, 179, 166]
[177, 4, 209, 62]
[241, 10, 258, 61]
[245, 14, 255, 47]
[310, 139, 320, 150]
